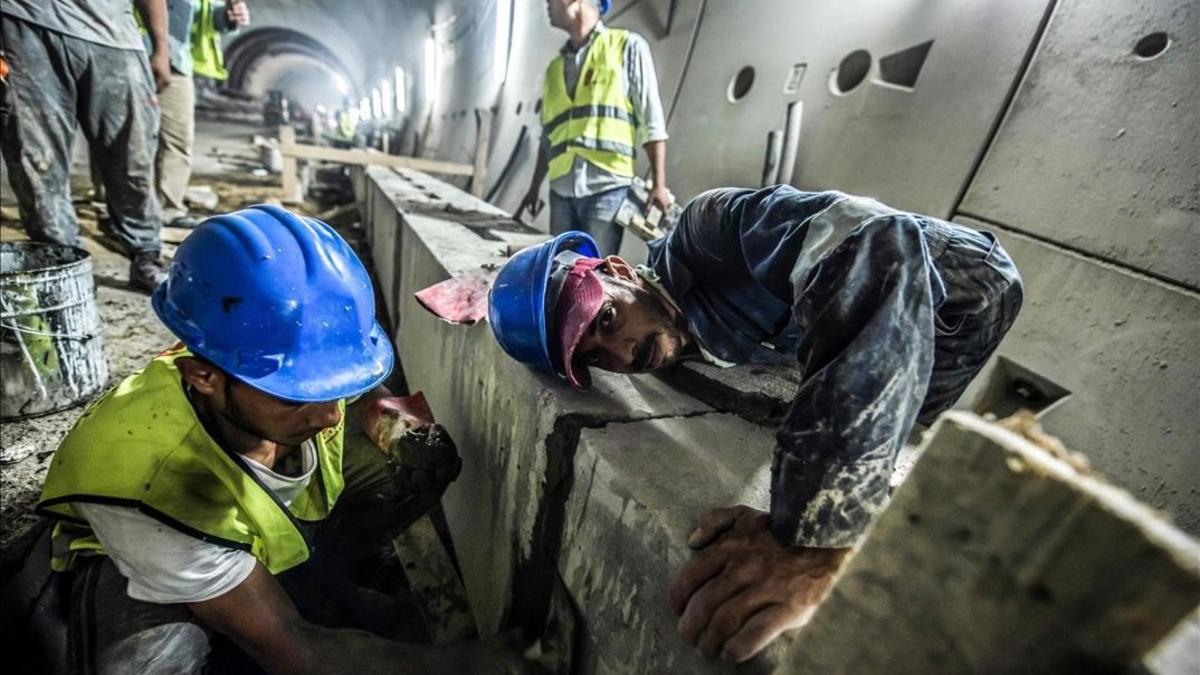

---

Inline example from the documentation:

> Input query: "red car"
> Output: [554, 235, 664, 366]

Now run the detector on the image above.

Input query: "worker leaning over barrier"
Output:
[514, 0, 671, 255]
[490, 185, 1024, 663]
[38, 206, 534, 673]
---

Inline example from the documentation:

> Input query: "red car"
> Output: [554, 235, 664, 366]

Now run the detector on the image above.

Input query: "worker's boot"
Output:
[129, 250, 168, 293]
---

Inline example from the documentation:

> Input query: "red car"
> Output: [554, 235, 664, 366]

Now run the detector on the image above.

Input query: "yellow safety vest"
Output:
[38, 345, 346, 574]
[542, 28, 637, 181]
[191, 0, 227, 81]
[337, 110, 357, 139]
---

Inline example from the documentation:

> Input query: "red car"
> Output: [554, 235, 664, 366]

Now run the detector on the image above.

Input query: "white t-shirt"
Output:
[74, 440, 318, 604]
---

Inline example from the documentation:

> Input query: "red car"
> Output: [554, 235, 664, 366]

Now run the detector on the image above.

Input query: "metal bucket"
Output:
[1, 242, 108, 420]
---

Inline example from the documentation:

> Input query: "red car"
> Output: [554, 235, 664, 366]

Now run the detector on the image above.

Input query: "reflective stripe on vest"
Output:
[191, 0, 228, 81]
[541, 29, 636, 181]
[37, 345, 346, 574]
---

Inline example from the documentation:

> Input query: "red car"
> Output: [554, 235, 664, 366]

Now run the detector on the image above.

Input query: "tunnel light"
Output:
[395, 67, 407, 114]
[332, 73, 349, 96]
[424, 35, 438, 108]
[360, 97, 371, 120]
[381, 79, 393, 117]
[371, 87, 383, 119]
[494, 0, 513, 87]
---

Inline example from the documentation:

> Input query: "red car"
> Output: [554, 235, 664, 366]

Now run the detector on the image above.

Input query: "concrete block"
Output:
[960, 0, 1199, 288]
[957, 220, 1200, 536]
[663, 362, 800, 427]
[786, 412, 1200, 673]
[561, 413, 786, 674]
[383, 188, 715, 636]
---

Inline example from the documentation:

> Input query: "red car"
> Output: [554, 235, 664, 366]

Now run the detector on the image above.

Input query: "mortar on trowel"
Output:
[362, 392, 462, 501]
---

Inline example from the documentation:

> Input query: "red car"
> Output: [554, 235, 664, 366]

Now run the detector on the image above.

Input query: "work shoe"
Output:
[129, 251, 168, 293]
[167, 215, 200, 230]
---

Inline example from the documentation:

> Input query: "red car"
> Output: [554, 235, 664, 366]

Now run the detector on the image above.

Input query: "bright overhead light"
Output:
[332, 73, 349, 96]
[359, 97, 371, 120]
[424, 35, 437, 107]
[371, 87, 383, 119]
[394, 67, 406, 113]
[494, 0, 512, 87]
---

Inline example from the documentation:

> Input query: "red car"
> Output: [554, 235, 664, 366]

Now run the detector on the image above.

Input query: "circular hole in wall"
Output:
[833, 49, 871, 94]
[1133, 32, 1170, 59]
[726, 66, 756, 103]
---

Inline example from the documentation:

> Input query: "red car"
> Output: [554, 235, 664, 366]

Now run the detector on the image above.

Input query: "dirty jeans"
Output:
[155, 72, 195, 223]
[65, 426, 419, 674]
[770, 218, 1024, 548]
[0, 15, 162, 254]
[549, 185, 629, 255]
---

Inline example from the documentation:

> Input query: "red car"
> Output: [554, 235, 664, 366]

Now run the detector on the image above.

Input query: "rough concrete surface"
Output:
[961, 0, 1199, 288]
[786, 412, 1200, 673]
[957, 219, 1200, 537]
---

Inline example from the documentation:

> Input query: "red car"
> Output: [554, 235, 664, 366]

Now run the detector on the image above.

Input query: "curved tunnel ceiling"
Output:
[223, 27, 358, 111]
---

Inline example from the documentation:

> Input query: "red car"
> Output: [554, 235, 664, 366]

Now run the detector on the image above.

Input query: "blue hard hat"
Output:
[599, 0, 611, 14]
[488, 231, 600, 377]
[152, 204, 393, 402]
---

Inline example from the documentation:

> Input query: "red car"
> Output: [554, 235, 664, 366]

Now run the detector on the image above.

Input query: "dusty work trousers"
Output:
[0, 15, 162, 254]
[64, 428, 426, 675]
[155, 72, 194, 223]
[549, 185, 629, 256]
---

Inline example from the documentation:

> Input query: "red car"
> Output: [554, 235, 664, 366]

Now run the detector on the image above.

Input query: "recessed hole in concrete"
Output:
[1133, 32, 1170, 59]
[971, 356, 1071, 419]
[727, 66, 755, 103]
[878, 40, 933, 89]
[783, 63, 807, 94]
[833, 49, 871, 95]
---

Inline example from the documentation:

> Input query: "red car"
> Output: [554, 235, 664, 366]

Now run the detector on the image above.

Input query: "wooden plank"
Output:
[471, 108, 492, 198]
[279, 139, 475, 177]
[784, 412, 1200, 673]
[392, 516, 477, 644]
[278, 126, 302, 204]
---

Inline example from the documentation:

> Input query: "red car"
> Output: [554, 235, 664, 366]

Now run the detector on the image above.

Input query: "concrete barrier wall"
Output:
[363, 166, 789, 672]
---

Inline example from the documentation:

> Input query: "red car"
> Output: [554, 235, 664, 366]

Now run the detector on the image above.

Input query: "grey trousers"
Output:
[0, 15, 162, 254]
[155, 72, 194, 223]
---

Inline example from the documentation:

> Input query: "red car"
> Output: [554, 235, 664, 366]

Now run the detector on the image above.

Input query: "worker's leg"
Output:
[575, 186, 627, 255]
[69, 556, 210, 675]
[78, 41, 162, 256]
[548, 192, 580, 235]
[155, 72, 195, 225]
[917, 229, 1024, 424]
[0, 16, 83, 247]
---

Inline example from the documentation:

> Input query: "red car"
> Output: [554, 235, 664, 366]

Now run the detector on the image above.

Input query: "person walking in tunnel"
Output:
[514, 0, 672, 255]
[489, 185, 1024, 663]
[148, 0, 249, 229]
[36, 207, 534, 672]
[0, 0, 170, 291]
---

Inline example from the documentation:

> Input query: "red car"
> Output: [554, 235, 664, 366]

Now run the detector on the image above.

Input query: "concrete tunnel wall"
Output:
[324, 1, 1199, 532]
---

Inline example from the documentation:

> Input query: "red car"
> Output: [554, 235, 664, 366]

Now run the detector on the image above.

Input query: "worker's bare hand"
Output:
[226, 0, 250, 26]
[513, 189, 539, 223]
[667, 505, 851, 663]
[648, 184, 673, 214]
[150, 49, 171, 92]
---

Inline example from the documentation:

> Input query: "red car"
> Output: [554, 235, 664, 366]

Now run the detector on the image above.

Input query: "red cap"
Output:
[553, 257, 607, 389]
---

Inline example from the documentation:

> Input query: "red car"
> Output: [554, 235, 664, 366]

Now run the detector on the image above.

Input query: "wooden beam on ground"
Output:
[392, 515, 477, 644]
[471, 108, 493, 198]
[278, 129, 475, 177]
[784, 412, 1200, 673]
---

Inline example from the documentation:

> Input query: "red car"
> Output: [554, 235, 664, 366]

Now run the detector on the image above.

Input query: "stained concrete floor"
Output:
[0, 119, 321, 573]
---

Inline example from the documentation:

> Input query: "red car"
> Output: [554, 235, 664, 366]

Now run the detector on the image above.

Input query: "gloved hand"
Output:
[362, 393, 462, 501]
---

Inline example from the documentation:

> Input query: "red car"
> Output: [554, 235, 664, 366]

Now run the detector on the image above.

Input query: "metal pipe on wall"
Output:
[761, 129, 782, 186]
[777, 100, 803, 186]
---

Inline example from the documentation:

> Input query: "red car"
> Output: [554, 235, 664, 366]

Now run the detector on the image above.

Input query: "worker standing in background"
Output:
[1, 0, 170, 292]
[148, 0, 249, 229]
[38, 206, 536, 673]
[514, 0, 671, 255]
[490, 185, 1023, 663]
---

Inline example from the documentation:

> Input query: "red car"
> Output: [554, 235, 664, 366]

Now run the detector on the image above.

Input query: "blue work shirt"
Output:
[647, 185, 1022, 547]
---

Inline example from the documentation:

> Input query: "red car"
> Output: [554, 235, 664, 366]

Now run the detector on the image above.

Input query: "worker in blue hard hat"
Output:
[38, 206, 537, 672]
[513, 0, 672, 255]
[490, 185, 1023, 663]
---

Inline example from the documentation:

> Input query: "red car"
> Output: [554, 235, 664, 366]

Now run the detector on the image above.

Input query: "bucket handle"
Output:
[0, 321, 96, 341]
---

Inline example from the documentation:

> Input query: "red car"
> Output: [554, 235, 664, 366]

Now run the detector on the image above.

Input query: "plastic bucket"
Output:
[1, 242, 108, 420]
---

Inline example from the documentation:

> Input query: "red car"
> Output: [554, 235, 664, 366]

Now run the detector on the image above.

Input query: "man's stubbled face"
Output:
[573, 269, 692, 374]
